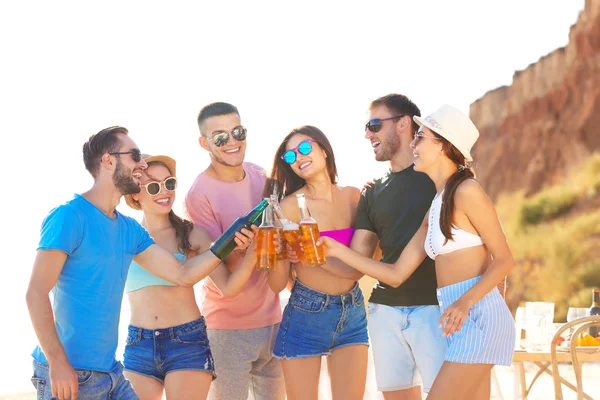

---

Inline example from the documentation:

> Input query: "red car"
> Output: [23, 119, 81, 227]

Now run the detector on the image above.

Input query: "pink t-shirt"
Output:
[184, 162, 282, 330]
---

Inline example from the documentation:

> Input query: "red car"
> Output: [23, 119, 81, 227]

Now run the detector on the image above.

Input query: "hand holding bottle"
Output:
[316, 236, 345, 259]
[233, 226, 258, 253]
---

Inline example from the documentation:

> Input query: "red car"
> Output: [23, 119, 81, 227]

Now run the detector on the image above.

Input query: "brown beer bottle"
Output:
[296, 193, 326, 267]
[270, 194, 287, 261]
[256, 202, 278, 271]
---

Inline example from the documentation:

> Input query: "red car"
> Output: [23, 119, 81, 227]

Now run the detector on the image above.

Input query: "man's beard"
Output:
[113, 159, 140, 195]
[375, 132, 401, 162]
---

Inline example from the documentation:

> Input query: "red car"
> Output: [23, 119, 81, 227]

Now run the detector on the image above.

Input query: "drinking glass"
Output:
[514, 307, 526, 349]
[567, 307, 589, 344]
[525, 302, 555, 352]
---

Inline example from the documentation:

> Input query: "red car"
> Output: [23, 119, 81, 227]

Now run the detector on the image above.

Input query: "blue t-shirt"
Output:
[32, 194, 155, 372]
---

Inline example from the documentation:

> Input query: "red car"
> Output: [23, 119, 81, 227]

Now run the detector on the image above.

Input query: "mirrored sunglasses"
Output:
[141, 177, 178, 196]
[205, 126, 247, 147]
[365, 115, 405, 133]
[281, 139, 316, 164]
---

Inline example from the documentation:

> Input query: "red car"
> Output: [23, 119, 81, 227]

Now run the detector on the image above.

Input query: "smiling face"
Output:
[410, 126, 443, 172]
[131, 163, 175, 215]
[199, 113, 246, 167]
[285, 133, 328, 181]
[111, 134, 146, 195]
[365, 105, 403, 162]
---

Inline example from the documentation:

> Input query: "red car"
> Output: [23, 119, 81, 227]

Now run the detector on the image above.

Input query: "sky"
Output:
[0, 0, 586, 393]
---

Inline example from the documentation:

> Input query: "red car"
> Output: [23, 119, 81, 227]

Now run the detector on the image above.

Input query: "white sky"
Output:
[0, 0, 585, 393]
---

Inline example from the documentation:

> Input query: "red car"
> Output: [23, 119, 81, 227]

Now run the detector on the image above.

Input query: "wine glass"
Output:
[567, 307, 589, 344]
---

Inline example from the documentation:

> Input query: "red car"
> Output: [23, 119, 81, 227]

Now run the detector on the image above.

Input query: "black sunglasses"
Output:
[205, 126, 247, 147]
[365, 115, 405, 133]
[141, 177, 178, 196]
[109, 148, 142, 162]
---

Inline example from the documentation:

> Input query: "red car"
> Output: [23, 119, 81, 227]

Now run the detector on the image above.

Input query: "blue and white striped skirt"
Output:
[437, 276, 515, 366]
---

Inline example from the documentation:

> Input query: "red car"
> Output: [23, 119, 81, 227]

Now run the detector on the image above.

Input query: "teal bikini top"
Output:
[125, 253, 186, 293]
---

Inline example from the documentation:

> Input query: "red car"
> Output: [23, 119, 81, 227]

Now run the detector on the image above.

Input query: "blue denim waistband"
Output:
[291, 279, 362, 306]
[128, 317, 207, 340]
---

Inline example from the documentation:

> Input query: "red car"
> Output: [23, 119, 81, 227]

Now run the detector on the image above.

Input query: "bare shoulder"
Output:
[455, 179, 492, 209]
[340, 185, 361, 206]
[189, 224, 213, 250]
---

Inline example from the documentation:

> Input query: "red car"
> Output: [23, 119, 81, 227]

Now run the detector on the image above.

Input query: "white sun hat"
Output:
[413, 104, 479, 162]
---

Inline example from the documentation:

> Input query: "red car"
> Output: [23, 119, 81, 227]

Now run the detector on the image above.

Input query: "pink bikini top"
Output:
[320, 227, 355, 247]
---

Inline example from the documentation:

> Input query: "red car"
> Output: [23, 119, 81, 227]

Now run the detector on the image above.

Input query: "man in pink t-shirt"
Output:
[185, 102, 284, 400]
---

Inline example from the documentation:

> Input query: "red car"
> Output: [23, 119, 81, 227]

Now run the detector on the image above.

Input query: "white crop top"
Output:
[425, 191, 484, 260]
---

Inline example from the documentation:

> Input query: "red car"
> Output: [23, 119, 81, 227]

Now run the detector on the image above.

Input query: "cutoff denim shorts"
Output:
[273, 279, 369, 359]
[123, 317, 216, 382]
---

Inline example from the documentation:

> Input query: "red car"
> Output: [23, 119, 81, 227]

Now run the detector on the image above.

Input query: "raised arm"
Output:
[320, 213, 429, 288]
[438, 181, 515, 335]
[319, 229, 379, 280]
[26, 251, 79, 400]
[208, 225, 260, 297]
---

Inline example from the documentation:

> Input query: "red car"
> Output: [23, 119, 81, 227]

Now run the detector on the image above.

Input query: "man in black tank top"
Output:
[326, 95, 446, 399]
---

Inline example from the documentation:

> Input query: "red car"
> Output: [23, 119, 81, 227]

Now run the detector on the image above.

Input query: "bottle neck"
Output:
[593, 290, 600, 306]
[297, 194, 314, 222]
[260, 204, 275, 227]
[247, 199, 269, 225]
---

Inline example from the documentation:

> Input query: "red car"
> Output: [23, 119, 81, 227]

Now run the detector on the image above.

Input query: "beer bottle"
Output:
[270, 194, 307, 265]
[296, 193, 326, 267]
[256, 203, 278, 271]
[589, 288, 600, 337]
[270, 194, 287, 261]
[209, 198, 269, 260]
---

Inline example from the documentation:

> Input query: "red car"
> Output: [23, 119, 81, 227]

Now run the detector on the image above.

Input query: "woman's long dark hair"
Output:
[263, 125, 338, 199]
[433, 134, 476, 242]
[147, 161, 199, 257]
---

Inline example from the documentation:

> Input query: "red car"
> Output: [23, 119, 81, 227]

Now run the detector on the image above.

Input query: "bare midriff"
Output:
[435, 244, 491, 288]
[128, 285, 201, 329]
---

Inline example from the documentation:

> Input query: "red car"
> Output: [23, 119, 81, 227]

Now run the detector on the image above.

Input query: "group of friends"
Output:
[26, 94, 516, 400]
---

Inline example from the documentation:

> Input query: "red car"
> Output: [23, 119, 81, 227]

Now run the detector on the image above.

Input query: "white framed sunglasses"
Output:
[141, 177, 178, 196]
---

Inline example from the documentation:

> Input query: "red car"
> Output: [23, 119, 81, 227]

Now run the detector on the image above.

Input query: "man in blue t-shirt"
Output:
[26, 126, 251, 400]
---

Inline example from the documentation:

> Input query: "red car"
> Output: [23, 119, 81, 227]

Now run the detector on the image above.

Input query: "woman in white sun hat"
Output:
[319, 105, 515, 399]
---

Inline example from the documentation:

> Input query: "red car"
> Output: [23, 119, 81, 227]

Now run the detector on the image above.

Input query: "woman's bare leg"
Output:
[327, 345, 368, 400]
[124, 371, 164, 400]
[281, 357, 322, 400]
[427, 362, 493, 400]
[164, 370, 212, 400]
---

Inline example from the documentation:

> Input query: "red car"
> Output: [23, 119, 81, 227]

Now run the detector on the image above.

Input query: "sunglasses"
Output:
[413, 130, 439, 144]
[109, 148, 142, 162]
[281, 140, 317, 164]
[365, 115, 405, 133]
[141, 177, 178, 196]
[204, 126, 247, 147]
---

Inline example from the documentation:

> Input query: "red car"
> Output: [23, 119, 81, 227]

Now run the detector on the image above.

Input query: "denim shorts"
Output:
[273, 280, 369, 359]
[437, 276, 515, 366]
[367, 303, 446, 393]
[123, 317, 216, 382]
[31, 360, 138, 400]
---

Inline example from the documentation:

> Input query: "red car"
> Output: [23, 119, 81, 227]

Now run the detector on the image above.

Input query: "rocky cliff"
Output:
[470, 0, 600, 199]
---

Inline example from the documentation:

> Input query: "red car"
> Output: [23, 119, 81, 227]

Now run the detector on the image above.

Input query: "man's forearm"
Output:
[180, 250, 222, 286]
[26, 290, 69, 365]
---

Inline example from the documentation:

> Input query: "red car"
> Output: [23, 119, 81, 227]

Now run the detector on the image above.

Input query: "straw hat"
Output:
[413, 104, 479, 162]
[124, 154, 177, 210]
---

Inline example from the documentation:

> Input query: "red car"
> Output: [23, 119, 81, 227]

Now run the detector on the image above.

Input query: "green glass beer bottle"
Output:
[209, 198, 269, 260]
